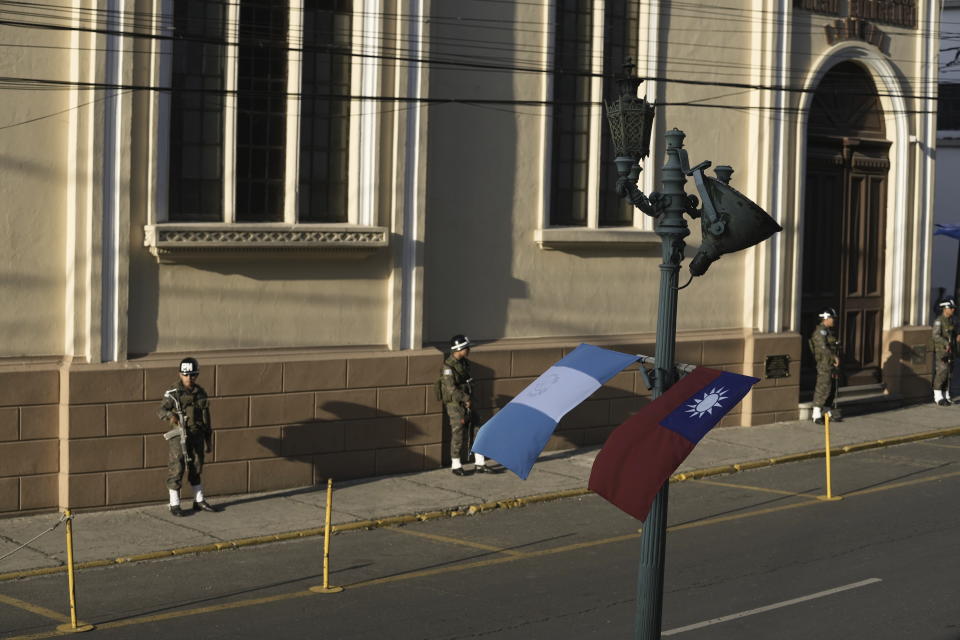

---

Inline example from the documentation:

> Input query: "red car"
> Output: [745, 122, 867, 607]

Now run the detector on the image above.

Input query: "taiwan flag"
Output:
[588, 366, 760, 521]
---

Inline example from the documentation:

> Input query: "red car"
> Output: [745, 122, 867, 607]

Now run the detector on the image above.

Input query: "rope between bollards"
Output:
[0, 512, 67, 563]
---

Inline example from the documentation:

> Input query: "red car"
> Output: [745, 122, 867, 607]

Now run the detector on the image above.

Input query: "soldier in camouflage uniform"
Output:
[931, 296, 958, 406]
[809, 307, 842, 425]
[158, 357, 218, 516]
[440, 335, 490, 476]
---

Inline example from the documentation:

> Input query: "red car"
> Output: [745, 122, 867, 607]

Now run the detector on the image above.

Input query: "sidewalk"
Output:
[2, 403, 959, 581]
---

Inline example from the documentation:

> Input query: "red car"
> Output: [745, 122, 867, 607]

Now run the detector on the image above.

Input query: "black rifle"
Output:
[162, 391, 191, 463]
[829, 342, 843, 421]
[464, 377, 475, 462]
[944, 346, 955, 400]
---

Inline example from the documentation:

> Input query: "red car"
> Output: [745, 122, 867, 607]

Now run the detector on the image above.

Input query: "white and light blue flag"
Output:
[934, 223, 960, 240]
[471, 344, 639, 479]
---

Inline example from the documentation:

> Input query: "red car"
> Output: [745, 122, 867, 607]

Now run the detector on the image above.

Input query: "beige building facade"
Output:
[0, 0, 938, 514]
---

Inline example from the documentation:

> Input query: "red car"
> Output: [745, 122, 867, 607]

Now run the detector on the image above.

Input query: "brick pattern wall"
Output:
[0, 370, 60, 513]
[1, 333, 782, 515]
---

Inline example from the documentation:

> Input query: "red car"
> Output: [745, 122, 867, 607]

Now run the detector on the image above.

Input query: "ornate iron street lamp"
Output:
[604, 61, 782, 639]
[606, 63, 656, 215]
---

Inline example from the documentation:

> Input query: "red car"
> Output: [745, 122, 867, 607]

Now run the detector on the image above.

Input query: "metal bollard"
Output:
[310, 478, 343, 594]
[818, 414, 843, 502]
[55, 510, 95, 633]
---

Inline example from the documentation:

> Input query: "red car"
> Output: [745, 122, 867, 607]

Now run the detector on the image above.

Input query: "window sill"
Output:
[936, 131, 960, 146]
[143, 223, 389, 261]
[534, 227, 660, 250]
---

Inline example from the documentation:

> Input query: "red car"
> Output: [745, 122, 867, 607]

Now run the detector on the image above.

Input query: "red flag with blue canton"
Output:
[588, 366, 760, 520]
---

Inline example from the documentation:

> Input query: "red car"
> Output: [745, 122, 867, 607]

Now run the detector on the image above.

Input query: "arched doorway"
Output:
[801, 61, 889, 394]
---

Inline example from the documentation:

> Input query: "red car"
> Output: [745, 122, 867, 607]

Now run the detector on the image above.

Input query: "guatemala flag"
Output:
[934, 223, 960, 240]
[471, 344, 639, 479]
[589, 366, 759, 521]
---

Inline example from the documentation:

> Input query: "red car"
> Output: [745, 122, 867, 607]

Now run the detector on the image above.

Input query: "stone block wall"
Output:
[0, 370, 60, 513]
[59, 354, 444, 510]
[1, 330, 797, 515]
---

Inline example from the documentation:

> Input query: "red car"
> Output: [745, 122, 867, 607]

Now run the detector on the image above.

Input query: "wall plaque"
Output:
[794, 0, 839, 15]
[849, 0, 916, 29]
[765, 355, 791, 379]
[910, 345, 927, 365]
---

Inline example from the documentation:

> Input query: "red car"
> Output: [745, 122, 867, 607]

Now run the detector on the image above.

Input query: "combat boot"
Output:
[193, 500, 218, 512]
[169, 505, 184, 517]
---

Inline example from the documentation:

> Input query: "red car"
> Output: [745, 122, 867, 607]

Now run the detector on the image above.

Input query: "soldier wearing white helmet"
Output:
[438, 335, 489, 475]
[808, 307, 842, 424]
[158, 357, 218, 516]
[931, 296, 959, 406]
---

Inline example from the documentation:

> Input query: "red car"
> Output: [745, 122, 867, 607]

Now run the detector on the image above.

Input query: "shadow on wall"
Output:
[882, 340, 931, 402]
[420, 0, 529, 344]
[245, 359, 500, 497]
[252, 399, 436, 494]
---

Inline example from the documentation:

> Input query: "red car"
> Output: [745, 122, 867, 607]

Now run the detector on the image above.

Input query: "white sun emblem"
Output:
[684, 386, 730, 418]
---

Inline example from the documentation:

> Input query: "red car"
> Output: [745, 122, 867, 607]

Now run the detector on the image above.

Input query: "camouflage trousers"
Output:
[166, 431, 206, 491]
[446, 403, 478, 462]
[812, 367, 835, 408]
[933, 353, 952, 391]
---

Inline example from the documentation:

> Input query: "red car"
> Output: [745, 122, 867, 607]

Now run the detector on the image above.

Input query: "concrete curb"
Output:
[2, 426, 958, 583]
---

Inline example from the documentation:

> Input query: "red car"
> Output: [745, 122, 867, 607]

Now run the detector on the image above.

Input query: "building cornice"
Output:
[143, 223, 389, 260]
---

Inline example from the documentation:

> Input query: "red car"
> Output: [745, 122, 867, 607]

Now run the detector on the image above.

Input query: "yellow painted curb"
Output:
[333, 519, 379, 533]
[2, 425, 957, 583]
[733, 460, 769, 472]
[171, 544, 220, 556]
[769, 451, 822, 465]
[375, 515, 418, 527]
[415, 510, 446, 521]
[672, 465, 736, 482]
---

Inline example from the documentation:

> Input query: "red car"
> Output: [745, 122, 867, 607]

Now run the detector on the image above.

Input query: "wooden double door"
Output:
[801, 135, 889, 391]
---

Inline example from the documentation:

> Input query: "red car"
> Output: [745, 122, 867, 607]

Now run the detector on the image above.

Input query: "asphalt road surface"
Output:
[2, 436, 959, 639]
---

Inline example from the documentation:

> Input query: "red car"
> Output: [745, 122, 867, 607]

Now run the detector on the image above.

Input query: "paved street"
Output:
[2, 435, 958, 639]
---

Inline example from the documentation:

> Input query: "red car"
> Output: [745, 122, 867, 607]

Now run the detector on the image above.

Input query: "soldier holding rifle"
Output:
[440, 335, 491, 476]
[158, 357, 218, 516]
[809, 307, 843, 425]
[932, 296, 959, 406]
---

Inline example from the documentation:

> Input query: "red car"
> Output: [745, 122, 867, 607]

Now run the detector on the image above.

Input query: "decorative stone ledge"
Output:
[534, 227, 659, 250]
[144, 223, 389, 260]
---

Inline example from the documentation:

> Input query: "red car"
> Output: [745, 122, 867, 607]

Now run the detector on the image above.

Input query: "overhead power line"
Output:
[0, 0, 947, 132]
[0, 14, 942, 103]
[0, 0, 946, 84]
